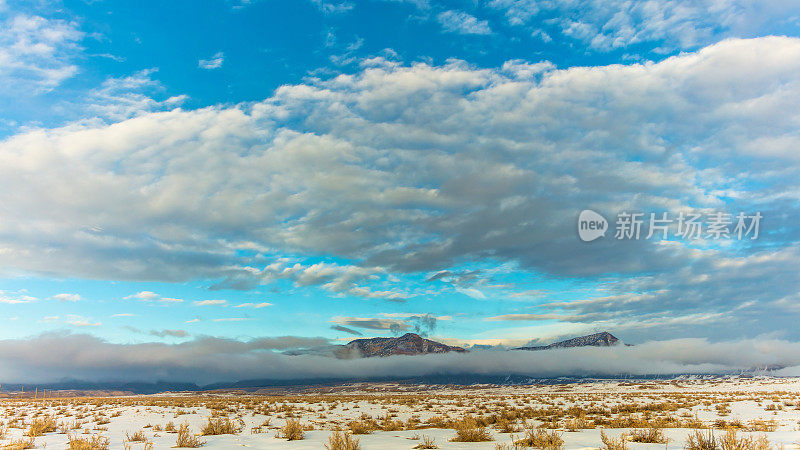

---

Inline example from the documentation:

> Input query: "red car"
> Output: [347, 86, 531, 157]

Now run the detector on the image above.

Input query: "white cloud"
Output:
[215, 261, 408, 301]
[124, 291, 160, 301]
[198, 52, 224, 70]
[65, 315, 101, 327]
[234, 302, 272, 308]
[0, 38, 799, 338]
[437, 10, 492, 35]
[122, 291, 182, 304]
[456, 287, 486, 299]
[86, 68, 187, 120]
[501, 59, 554, 78]
[0, 290, 36, 304]
[194, 299, 228, 306]
[0, 13, 83, 93]
[308, 0, 353, 14]
[488, 0, 800, 51]
[52, 293, 81, 302]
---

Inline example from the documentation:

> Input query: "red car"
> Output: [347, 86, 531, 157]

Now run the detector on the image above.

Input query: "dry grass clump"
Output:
[451, 416, 493, 442]
[600, 429, 629, 450]
[175, 423, 205, 448]
[514, 427, 564, 450]
[379, 414, 404, 431]
[494, 444, 526, 450]
[688, 429, 773, 450]
[496, 418, 522, 433]
[94, 415, 110, 425]
[747, 420, 778, 432]
[629, 427, 668, 444]
[251, 418, 271, 434]
[60, 419, 82, 434]
[200, 416, 239, 435]
[3, 437, 36, 449]
[325, 430, 361, 450]
[276, 418, 305, 441]
[721, 429, 771, 450]
[413, 435, 439, 449]
[125, 430, 147, 442]
[686, 429, 718, 450]
[348, 418, 376, 434]
[26, 415, 57, 436]
[67, 434, 110, 449]
[165, 421, 176, 432]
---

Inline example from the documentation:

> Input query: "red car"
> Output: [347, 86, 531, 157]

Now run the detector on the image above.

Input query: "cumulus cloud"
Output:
[0, 37, 799, 338]
[86, 68, 187, 120]
[1, 332, 799, 385]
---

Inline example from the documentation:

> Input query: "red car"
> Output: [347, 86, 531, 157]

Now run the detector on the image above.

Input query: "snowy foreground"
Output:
[2, 376, 800, 449]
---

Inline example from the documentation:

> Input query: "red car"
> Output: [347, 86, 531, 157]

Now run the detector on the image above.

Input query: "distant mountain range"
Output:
[513, 331, 621, 351]
[344, 332, 468, 357]
[339, 331, 622, 357]
[3, 332, 784, 394]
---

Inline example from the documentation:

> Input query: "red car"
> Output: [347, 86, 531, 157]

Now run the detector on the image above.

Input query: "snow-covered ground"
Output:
[1, 376, 799, 449]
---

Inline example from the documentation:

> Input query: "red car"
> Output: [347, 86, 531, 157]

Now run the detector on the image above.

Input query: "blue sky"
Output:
[2, 0, 800, 378]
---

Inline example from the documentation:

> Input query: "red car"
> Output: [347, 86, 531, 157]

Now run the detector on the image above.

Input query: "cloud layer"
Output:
[0, 37, 799, 338]
[2, 37, 798, 278]
[2, 332, 799, 385]
[487, 0, 800, 51]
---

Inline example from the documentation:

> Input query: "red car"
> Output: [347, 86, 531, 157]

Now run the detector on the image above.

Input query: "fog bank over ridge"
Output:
[0, 332, 798, 385]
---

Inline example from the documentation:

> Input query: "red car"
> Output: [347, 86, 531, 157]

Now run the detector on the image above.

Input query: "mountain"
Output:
[345, 333, 468, 357]
[513, 331, 620, 351]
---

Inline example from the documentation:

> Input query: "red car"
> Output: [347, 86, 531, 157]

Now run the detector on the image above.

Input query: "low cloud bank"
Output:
[1, 333, 799, 385]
